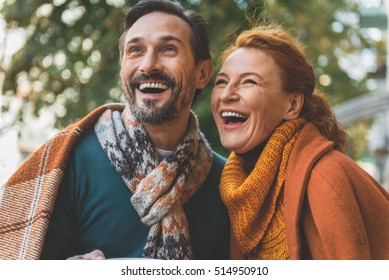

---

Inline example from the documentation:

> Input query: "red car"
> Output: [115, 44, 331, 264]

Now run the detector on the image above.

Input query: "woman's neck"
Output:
[237, 138, 269, 173]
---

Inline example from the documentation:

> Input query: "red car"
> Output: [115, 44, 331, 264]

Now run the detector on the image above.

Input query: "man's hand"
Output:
[67, 249, 106, 260]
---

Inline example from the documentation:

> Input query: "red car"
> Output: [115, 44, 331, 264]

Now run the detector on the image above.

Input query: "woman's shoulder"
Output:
[311, 149, 372, 185]
[307, 149, 389, 206]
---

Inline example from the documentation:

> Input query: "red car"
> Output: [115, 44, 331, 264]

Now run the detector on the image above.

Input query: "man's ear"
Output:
[283, 92, 304, 120]
[195, 59, 214, 89]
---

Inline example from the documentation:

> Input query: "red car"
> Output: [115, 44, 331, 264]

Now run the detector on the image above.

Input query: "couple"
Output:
[1, 0, 388, 260]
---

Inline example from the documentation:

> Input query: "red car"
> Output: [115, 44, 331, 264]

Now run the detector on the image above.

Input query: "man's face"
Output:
[120, 12, 198, 124]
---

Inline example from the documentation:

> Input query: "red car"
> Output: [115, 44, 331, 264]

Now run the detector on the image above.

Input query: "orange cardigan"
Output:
[284, 122, 389, 259]
[230, 122, 389, 259]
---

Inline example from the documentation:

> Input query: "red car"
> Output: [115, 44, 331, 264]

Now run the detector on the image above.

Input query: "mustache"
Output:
[129, 72, 176, 89]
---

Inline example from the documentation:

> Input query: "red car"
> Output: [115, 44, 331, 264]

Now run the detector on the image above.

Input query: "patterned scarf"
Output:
[220, 118, 305, 259]
[94, 105, 213, 259]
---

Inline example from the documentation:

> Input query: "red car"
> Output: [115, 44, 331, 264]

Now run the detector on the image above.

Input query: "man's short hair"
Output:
[119, 0, 211, 65]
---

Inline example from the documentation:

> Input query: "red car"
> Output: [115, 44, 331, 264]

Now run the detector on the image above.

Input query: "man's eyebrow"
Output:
[125, 35, 184, 45]
[125, 37, 141, 44]
[160, 35, 184, 45]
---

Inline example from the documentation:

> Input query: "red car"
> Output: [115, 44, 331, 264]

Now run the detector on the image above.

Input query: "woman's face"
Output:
[211, 47, 292, 154]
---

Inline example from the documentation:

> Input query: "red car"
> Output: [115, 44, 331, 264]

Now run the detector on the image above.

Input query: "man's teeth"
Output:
[221, 111, 247, 118]
[139, 83, 167, 90]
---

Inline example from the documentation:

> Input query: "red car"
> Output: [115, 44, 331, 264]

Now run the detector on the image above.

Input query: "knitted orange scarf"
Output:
[220, 118, 305, 259]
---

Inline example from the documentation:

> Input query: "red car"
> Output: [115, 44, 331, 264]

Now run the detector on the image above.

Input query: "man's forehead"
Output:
[124, 11, 191, 44]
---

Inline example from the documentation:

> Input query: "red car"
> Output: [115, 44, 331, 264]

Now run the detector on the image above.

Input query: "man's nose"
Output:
[139, 50, 162, 74]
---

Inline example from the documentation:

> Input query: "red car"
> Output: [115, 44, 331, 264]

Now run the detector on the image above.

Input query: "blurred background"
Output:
[1, 0, 389, 191]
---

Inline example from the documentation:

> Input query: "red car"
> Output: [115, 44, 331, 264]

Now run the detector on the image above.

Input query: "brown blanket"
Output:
[0, 103, 124, 259]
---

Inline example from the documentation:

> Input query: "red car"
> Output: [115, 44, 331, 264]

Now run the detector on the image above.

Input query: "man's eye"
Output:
[126, 47, 142, 55]
[130, 47, 141, 53]
[162, 46, 177, 53]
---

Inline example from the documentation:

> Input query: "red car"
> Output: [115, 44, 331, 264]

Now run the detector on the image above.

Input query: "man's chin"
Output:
[133, 109, 176, 125]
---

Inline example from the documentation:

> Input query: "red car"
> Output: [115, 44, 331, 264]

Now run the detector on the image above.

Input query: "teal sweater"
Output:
[41, 128, 230, 259]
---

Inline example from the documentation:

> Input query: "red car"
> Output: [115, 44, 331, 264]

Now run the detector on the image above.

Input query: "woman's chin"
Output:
[221, 142, 246, 154]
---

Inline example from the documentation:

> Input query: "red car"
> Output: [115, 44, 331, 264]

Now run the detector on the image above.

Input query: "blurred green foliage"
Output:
[0, 0, 385, 157]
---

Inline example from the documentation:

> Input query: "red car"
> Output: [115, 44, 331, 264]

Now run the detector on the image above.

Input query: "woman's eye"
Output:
[215, 79, 228, 86]
[243, 79, 257, 85]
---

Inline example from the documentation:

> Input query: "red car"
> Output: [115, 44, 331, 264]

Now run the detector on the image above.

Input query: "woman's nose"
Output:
[219, 83, 239, 102]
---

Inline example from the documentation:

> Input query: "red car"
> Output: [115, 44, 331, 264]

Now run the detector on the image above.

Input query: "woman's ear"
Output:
[284, 92, 304, 120]
[195, 59, 214, 89]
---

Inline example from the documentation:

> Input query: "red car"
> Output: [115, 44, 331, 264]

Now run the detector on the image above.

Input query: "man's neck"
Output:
[143, 112, 190, 151]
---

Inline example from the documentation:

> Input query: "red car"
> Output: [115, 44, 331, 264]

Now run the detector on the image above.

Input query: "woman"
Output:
[211, 25, 389, 260]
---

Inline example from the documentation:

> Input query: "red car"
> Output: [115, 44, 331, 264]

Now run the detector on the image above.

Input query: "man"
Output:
[0, 0, 229, 260]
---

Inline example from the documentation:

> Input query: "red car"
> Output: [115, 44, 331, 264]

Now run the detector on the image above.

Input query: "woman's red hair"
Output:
[221, 25, 348, 152]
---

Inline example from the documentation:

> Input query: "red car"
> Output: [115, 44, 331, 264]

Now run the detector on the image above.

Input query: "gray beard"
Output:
[122, 71, 196, 124]
[125, 87, 192, 125]
[129, 96, 178, 125]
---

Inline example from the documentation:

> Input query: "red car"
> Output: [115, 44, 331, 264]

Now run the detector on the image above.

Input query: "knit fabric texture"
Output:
[94, 105, 213, 259]
[220, 118, 305, 259]
[0, 104, 125, 259]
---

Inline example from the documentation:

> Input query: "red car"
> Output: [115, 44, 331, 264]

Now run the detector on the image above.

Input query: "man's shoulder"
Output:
[70, 127, 105, 162]
[211, 151, 227, 165]
[200, 151, 226, 186]
[210, 151, 226, 171]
